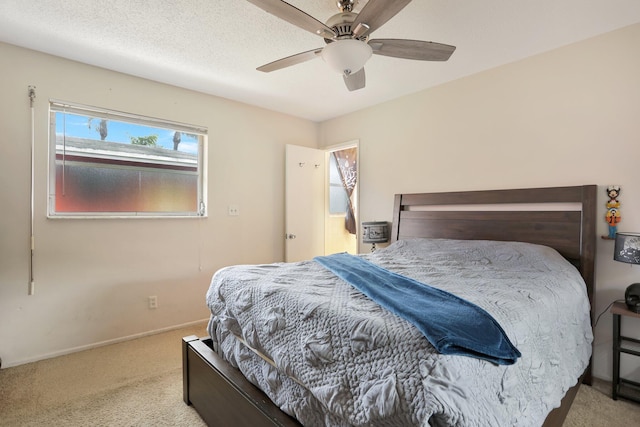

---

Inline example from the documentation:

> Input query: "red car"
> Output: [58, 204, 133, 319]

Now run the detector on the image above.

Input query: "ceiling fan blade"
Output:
[257, 48, 323, 72]
[369, 39, 456, 61]
[343, 68, 366, 91]
[351, 0, 412, 36]
[245, 0, 336, 38]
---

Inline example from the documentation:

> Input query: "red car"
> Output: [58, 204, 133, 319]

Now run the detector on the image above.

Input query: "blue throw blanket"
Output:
[314, 253, 521, 365]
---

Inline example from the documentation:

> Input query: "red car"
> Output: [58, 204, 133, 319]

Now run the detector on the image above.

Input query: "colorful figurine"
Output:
[605, 185, 621, 239]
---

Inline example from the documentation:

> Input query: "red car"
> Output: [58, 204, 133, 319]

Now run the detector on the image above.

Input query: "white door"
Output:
[285, 144, 325, 262]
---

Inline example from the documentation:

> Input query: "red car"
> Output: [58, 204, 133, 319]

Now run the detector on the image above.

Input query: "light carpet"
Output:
[1, 323, 639, 426]
[0, 324, 207, 427]
[563, 378, 640, 427]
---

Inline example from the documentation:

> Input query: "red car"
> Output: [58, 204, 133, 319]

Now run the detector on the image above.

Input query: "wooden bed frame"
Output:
[183, 185, 597, 427]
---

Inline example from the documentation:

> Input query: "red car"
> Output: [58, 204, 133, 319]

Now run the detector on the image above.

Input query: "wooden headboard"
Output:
[391, 185, 597, 383]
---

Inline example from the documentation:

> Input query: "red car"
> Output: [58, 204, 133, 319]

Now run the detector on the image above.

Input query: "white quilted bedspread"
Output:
[206, 239, 593, 426]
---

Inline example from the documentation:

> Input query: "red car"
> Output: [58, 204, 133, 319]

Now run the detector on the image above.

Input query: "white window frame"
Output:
[48, 100, 207, 218]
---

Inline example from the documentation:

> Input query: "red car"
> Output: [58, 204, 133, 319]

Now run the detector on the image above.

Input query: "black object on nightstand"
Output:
[611, 301, 640, 403]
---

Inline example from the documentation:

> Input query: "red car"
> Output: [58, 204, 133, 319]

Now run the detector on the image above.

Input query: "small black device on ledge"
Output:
[624, 283, 640, 313]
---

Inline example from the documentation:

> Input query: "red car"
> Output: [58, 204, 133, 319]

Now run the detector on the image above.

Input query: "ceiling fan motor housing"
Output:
[324, 12, 366, 41]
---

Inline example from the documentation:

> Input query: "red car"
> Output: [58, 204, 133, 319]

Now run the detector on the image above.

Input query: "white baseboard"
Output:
[2, 318, 209, 369]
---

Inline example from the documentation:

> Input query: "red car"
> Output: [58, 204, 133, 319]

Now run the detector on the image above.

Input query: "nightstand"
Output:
[611, 301, 640, 403]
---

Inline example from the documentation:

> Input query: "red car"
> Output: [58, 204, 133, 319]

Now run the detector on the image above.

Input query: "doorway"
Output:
[325, 142, 359, 255]
[284, 142, 359, 262]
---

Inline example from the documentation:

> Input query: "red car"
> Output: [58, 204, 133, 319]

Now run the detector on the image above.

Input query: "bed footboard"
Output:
[542, 373, 584, 427]
[182, 335, 301, 427]
[183, 335, 582, 427]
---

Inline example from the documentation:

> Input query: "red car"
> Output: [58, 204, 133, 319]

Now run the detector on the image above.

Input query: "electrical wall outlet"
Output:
[148, 295, 158, 309]
[228, 205, 240, 216]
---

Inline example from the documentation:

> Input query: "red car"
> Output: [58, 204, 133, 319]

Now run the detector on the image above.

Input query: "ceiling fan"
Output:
[246, 0, 456, 91]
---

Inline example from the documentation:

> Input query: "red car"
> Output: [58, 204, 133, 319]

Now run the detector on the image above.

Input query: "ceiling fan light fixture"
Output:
[321, 39, 372, 75]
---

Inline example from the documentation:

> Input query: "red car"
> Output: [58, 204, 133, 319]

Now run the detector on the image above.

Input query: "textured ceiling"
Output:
[1, 0, 640, 122]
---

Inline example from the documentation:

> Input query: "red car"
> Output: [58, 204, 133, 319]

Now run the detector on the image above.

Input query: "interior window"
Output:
[48, 101, 207, 218]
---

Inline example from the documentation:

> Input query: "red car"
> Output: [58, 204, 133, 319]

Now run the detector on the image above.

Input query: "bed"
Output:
[183, 185, 596, 426]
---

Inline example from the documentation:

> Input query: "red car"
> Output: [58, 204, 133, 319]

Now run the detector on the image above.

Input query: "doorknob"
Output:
[286, 234, 297, 240]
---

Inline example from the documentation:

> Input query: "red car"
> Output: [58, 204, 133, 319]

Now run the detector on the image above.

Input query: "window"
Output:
[48, 101, 207, 217]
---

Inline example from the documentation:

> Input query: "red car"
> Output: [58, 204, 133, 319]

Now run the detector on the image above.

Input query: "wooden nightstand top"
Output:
[611, 301, 640, 319]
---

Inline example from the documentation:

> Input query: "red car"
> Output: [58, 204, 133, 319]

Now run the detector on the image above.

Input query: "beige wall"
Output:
[319, 24, 640, 381]
[0, 42, 318, 367]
